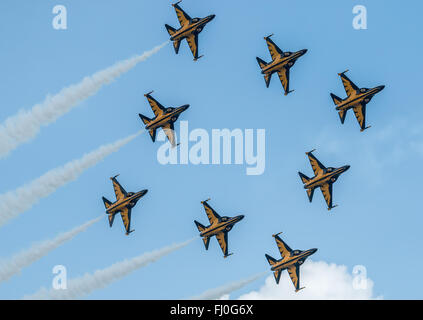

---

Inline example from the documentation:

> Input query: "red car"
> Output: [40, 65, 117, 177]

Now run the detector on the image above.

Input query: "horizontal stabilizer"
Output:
[330, 93, 343, 106]
[194, 220, 206, 233]
[298, 172, 310, 184]
[338, 109, 347, 124]
[107, 213, 116, 227]
[306, 188, 314, 202]
[265, 254, 278, 266]
[256, 57, 268, 70]
[165, 24, 176, 36]
[138, 113, 151, 125]
[102, 196, 112, 209]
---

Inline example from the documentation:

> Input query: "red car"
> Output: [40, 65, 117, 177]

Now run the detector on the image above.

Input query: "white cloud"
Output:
[236, 260, 381, 300]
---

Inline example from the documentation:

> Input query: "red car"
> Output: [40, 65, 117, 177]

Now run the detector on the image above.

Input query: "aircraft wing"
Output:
[145, 93, 165, 117]
[307, 151, 326, 176]
[186, 34, 199, 60]
[162, 122, 176, 147]
[352, 103, 367, 131]
[274, 234, 293, 259]
[265, 37, 283, 61]
[173, 2, 191, 27]
[320, 183, 333, 209]
[120, 207, 132, 235]
[339, 73, 359, 97]
[277, 68, 290, 95]
[287, 264, 301, 291]
[111, 176, 127, 201]
[215, 231, 228, 257]
[202, 200, 221, 225]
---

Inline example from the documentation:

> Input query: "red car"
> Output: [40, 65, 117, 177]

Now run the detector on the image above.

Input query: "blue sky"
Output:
[0, 0, 422, 299]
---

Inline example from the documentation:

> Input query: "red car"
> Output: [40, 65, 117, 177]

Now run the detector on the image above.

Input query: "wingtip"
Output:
[201, 198, 211, 204]
[272, 232, 282, 238]
[338, 69, 349, 76]
[172, 0, 182, 7]
[306, 149, 316, 155]
[194, 55, 204, 61]
[264, 33, 274, 39]
[110, 174, 120, 180]
[361, 125, 371, 132]
[144, 90, 154, 97]
[224, 253, 234, 258]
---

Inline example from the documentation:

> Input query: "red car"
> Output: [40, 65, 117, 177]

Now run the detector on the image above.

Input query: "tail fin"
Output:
[194, 220, 205, 233]
[256, 57, 268, 70]
[265, 254, 278, 266]
[102, 196, 112, 209]
[298, 172, 310, 184]
[165, 24, 176, 36]
[330, 93, 343, 106]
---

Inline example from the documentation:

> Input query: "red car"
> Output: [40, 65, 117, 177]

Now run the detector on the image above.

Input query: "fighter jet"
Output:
[102, 175, 148, 235]
[165, 1, 215, 61]
[139, 91, 189, 148]
[256, 34, 307, 95]
[265, 232, 317, 292]
[331, 70, 385, 131]
[298, 149, 350, 210]
[194, 199, 244, 258]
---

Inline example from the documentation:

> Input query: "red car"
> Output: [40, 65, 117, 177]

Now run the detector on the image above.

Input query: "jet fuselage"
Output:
[170, 15, 215, 41]
[261, 49, 307, 75]
[271, 248, 317, 272]
[106, 189, 148, 214]
[336, 85, 385, 111]
[200, 215, 244, 238]
[144, 105, 189, 130]
[304, 165, 350, 190]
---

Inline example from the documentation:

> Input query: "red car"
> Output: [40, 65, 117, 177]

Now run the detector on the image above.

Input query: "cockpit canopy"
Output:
[326, 167, 334, 173]
[292, 250, 301, 255]
[221, 216, 230, 222]
[166, 107, 174, 113]
[192, 18, 200, 23]
[360, 88, 368, 93]
[127, 192, 135, 196]
[284, 52, 292, 57]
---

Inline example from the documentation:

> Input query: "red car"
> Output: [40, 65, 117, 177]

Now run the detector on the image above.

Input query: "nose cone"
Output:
[344, 165, 350, 172]
[236, 215, 245, 222]
[139, 189, 148, 197]
[300, 49, 308, 55]
[179, 104, 190, 112]
[208, 14, 216, 21]
[310, 248, 318, 254]
[377, 85, 385, 92]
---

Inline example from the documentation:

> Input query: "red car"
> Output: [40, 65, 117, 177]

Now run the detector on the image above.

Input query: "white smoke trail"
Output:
[189, 272, 267, 300]
[23, 238, 196, 300]
[0, 217, 101, 283]
[0, 131, 143, 227]
[0, 41, 168, 158]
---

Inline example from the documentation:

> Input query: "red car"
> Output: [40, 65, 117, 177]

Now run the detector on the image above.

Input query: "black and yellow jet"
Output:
[194, 199, 244, 258]
[265, 232, 317, 292]
[139, 91, 189, 148]
[331, 70, 385, 132]
[102, 175, 148, 235]
[165, 1, 215, 61]
[298, 150, 350, 210]
[256, 34, 307, 95]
